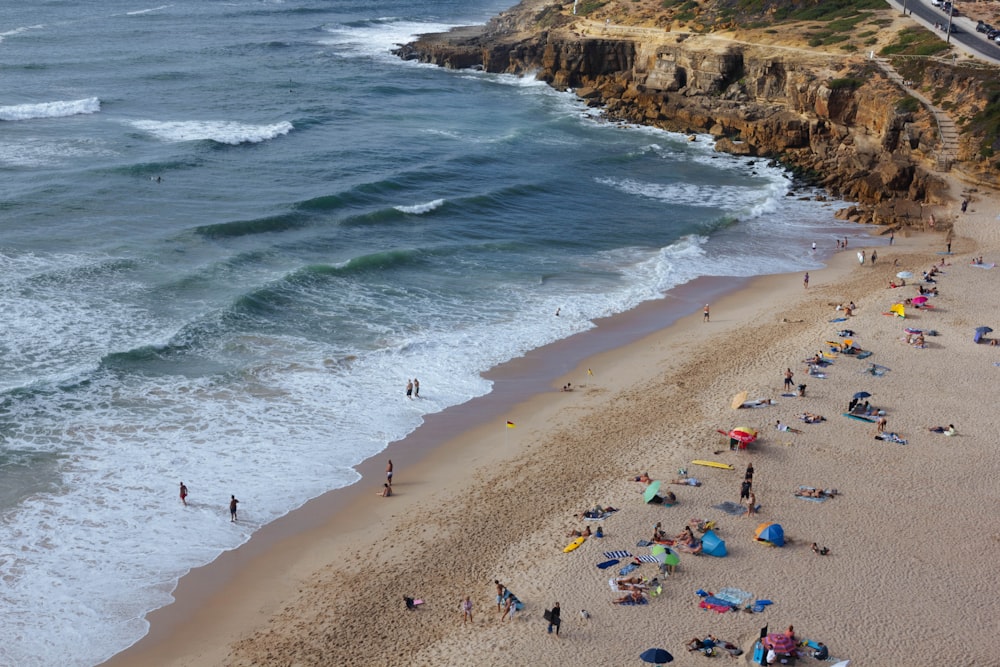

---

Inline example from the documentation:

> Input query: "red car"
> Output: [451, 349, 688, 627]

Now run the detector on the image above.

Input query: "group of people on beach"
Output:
[178, 482, 240, 521]
[405, 378, 420, 399]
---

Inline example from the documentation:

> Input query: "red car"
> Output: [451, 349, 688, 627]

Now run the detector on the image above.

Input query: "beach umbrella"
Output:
[650, 544, 680, 566]
[852, 391, 871, 400]
[763, 633, 796, 654]
[639, 647, 674, 664]
[890, 303, 905, 318]
[974, 326, 993, 343]
[731, 390, 748, 410]
[896, 271, 913, 279]
[754, 522, 785, 547]
[643, 481, 662, 503]
[728, 426, 757, 444]
[912, 296, 929, 305]
[701, 530, 727, 557]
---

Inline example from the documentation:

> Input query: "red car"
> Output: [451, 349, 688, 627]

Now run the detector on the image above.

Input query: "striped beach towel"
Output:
[603, 550, 632, 559]
[636, 554, 660, 563]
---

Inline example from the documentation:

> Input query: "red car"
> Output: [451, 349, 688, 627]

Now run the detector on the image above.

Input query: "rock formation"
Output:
[395, 1, 954, 226]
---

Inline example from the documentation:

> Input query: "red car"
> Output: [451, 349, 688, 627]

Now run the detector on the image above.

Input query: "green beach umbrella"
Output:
[643, 481, 662, 503]
[651, 544, 680, 566]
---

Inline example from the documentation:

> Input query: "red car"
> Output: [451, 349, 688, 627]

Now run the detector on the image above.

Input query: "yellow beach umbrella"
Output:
[890, 303, 905, 318]
[731, 391, 748, 410]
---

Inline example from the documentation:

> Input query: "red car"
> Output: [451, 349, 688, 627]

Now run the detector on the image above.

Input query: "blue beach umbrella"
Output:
[640, 647, 674, 664]
[974, 326, 993, 343]
[852, 391, 871, 400]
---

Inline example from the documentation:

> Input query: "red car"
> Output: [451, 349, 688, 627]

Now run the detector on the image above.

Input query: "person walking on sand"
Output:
[501, 595, 513, 622]
[740, 478, 752, 505]
[871, 249, 877, 265]
[229, 495, 239, 522]
[889, 230, 894, 245]
[746, 492, 757, 517]
[179, 482, 188, 506]
[495, 580, 506, 611]
[784, 368, 794, 391]
[461, 596, 473, 625]
[547, 602, 561, 635]
[876, 415, 887, 433]
[405, 379, 413, 399]
[386, 459, 393, 484]
[703, 304, 710, 322]
[413, 378, 420, 397]
[803, 272, 809, 289]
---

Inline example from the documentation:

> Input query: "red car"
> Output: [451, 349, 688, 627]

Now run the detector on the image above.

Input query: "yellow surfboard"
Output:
[563, 536, 587, 553]
[691, 460, 735, 470]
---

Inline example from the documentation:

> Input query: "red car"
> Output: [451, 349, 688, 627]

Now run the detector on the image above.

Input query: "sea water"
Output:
[0, 1, 867, 664]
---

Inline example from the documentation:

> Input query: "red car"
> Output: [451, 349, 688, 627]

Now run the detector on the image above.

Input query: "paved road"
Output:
[887, 0, 1000, 65]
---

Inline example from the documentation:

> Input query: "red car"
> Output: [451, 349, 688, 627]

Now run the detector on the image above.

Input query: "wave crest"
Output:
[394, 198, 445, 215]
[129, 119, 293, 145]
[0, 98, 100, 121]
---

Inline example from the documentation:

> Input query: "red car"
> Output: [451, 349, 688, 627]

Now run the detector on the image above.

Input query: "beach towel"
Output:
[713, 501, 747, 516]
[843, 412, 876, 423]
[699, 597, 733, 613]
[636, 554, 660, 563]
[781, 392, 797, 398]
[875, 433, 908, 445]
[829, 317, 847, 322]
[715, 587, 753, 606]
[972, 262, 996, 269]
[635, 540, 653, 547]
[604, 550, 632, 559]
[583, 511, 615, 521]
[618, 563, 638, 576]
[597, 559, 620, 570]
[751, 599, 773, 613]
[617, 596, 648, 606]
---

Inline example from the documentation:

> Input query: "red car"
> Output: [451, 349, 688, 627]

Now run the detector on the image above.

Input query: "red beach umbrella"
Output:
[763, 633, 796, 654]
[728, 427, 757, 444]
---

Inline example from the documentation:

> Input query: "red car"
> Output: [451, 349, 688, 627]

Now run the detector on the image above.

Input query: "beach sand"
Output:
[105, 184, 1000, 667]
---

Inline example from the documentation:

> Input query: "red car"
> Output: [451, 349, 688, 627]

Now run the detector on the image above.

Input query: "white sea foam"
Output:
[125, 5, 172, 16]
[0, 25, 43, 44]
[394, 198, 444, 214]
[128, 119, 293, 144]
[0, 97, 100, 121]
[319, 19, 458, 60]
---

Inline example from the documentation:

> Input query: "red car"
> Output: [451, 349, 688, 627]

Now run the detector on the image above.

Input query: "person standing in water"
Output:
[413, 378, 420, 397]
[229, 495, 239, 522]
[179, 482, 188, 506]
[406, 379, 413, 399]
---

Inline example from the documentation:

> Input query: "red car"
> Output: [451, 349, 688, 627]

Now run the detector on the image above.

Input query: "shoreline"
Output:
[104, 230, 881, 666]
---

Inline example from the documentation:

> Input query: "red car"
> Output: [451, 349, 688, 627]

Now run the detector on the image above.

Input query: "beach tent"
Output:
[754, 522, 785, 547]
[890, 304, 905, 318]
[701, 530, 727, 557]
[974, 326, 993, 343]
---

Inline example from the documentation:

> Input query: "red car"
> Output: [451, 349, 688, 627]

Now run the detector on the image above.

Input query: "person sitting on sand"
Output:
[612, 590, 646, 605]
[811, 543, 831, 556]
[928, 424, 957, 436]
[652, 522, 667, 542]
[676, 526, 695, 543]
[889, 280, 898, 289]
[812, 642, 830, 659]
[378, 483, 392, 497]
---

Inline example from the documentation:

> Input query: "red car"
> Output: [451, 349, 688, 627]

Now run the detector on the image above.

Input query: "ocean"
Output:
[0, 1, 866, 664]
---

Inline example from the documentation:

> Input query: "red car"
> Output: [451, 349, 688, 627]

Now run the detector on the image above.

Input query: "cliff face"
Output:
[395, 4, 954, 226]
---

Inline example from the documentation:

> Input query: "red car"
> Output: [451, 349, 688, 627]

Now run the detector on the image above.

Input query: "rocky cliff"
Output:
[395, 2, 953, 226]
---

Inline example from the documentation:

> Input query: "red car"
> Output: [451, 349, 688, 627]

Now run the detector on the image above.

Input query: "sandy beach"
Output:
[105, 179, 1000, 667]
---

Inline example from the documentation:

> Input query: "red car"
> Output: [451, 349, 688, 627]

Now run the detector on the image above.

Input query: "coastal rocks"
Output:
[394, 2, 951, 226]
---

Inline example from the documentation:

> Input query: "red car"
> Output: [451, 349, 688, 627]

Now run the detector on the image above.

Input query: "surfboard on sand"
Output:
[691, 460, 735, 470]
[564, 536, 587, 552]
